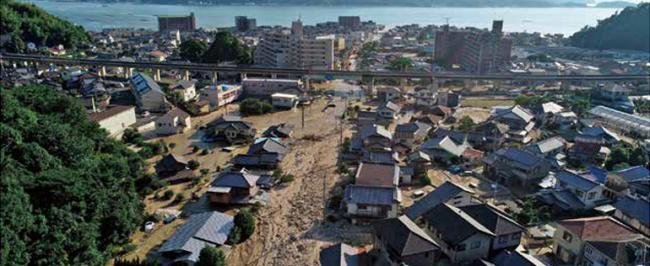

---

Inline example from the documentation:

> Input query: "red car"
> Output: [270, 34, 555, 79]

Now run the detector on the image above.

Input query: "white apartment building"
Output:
[254, 20, 335, 70]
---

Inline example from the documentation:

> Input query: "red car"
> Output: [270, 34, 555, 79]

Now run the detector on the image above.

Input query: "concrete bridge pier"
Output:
[98, 66, 107, 77]
[367, 76, 375, 95]
[153, 69, 161, 81]
[430, 77, 439, 91]
[240, 72, 247, 81]
[271, 73, 277, 79]
[123, 67, 134, 79]
[400, 78, 407, 90]
[183, 70, 190, 80]
[303, 77, 310, 91]
[211, 71, 218, 83]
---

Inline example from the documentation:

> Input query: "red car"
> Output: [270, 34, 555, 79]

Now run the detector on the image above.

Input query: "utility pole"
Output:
[301, 105, 305, 129]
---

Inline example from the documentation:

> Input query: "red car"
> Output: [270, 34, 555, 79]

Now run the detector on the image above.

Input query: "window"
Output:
[457, 244, 466, 251]
[587, 192, 597, 200]
[511, 233, 520, 240]
[499, 235, 508, 244]
[471, 241, 481, 249]
[562, 231, 573, 242]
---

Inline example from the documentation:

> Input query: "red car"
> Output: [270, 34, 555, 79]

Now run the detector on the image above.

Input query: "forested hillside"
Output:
[1, 86, 144, 265]
[0, 0, 90, 52]
[570, 3, 650, 51]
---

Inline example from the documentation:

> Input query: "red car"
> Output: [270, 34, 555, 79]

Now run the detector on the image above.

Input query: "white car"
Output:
[144, 221, 155, 233]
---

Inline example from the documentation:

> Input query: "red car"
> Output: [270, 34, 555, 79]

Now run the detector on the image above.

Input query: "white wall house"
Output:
[89, 105, 137, 138]
[155, 108, 191, 135]
[200, 84, 242, 110]
[271, 93, 298, 108]
[171, 80, 197, 102]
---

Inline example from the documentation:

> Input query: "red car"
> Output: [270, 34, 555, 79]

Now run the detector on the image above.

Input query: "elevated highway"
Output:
[2, 53, 648, 81]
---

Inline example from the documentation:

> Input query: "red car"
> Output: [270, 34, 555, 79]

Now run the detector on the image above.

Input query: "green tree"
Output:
[605, 146, 630, 170]
[457, 116, 476, 132]
[629, 146, 649, 166]
[388, 57, 413, 71]
[180, 39, 208, 63]
[195, 246, 226, 266]
[232, 209, 255, 243]
[0, 0, 90, 52]
[188, 160, 200, 170]
[0, 85, 144, 265]
[570, 3, 649, 51]
[239, 98, 272, 116]
[203, 31, 251, 64]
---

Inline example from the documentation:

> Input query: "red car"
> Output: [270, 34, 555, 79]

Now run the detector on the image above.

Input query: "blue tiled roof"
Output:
[556, 170, 599, 191]
[616, 166, 650, 183]
[499, 148, 541, 167]
[615, 196, 650, 227]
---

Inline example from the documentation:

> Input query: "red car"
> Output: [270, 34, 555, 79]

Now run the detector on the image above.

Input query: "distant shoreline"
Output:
[40, 0, 635, 8]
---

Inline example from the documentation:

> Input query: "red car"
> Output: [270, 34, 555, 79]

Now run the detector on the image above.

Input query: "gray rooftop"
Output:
[405, 181, 472, 219]
[158, 211, 234, 262]
[211, 169, 260, 188]
[344, 185, 401, 206]
[373, 215, 439, 257]
[422, 203, 494, 245]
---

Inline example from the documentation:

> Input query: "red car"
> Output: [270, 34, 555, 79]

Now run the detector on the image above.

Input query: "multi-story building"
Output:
[254, 19, 335, 69]
[434, 21, 512, 73]
[434, 25, 468, 68]
[235, 16, 257, 32]
[157, 13, 196, 32]
[461, 20, 512, 73]
[338, 16, 361, 29]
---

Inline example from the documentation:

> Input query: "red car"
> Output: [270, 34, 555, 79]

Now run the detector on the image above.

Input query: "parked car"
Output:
[448, 165, 463, 174]
[144, 221, 155, 232]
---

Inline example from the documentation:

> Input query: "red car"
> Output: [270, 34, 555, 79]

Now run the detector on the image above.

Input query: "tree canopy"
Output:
[569, 3, 649, 51]
[180, 39, 209, 63]
[203, 31, 252, 64]
[1, 85, 145, 265]
[0, 0, 90, 52]
[195, 246, 226, 266]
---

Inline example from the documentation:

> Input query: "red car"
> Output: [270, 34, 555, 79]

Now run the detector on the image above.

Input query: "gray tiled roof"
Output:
[496, 148, 542, 168]
[158, 211, 234, 262]
[421, 136, 467, 157]
[344, 185, 401, 206]
[373, 215, 439, 257]
[359, 124, 392, 140]
[459, 204, 525, 236]
[492, 250, 546, 266]
[421, 203, 494, 245]
[405, 181, 472, 219]
[248, 138, 288, 157]
[361, 150, 399, 165]
[211, 169, 260, 188]
[527, 137, 565, 154]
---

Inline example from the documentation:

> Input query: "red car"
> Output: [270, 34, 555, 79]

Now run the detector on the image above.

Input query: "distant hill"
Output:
[595, 1, 637, 7]
[0, 0, 90, 52]
[100, 0, 592, 6]
[570, 3, 649, 51]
